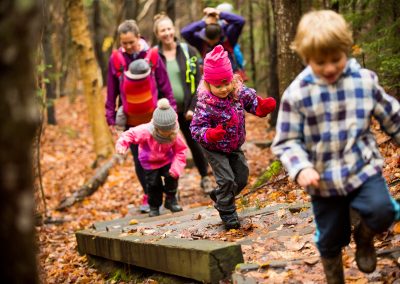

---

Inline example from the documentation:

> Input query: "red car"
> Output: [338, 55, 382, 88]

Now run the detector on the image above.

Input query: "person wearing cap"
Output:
[190, 45, 276, 230]
[180, 6, 245, 73]
[106, 19, 177, 214]
[116, 98, 187, 217]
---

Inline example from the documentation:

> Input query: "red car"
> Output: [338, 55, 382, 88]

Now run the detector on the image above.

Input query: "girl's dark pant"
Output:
[311, 174, 397, 258]
[203, 148, 249, 215]
[144, 164, 178, 208]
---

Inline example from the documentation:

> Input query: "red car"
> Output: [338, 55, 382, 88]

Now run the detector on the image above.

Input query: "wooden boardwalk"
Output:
[76, 203, 312, 283]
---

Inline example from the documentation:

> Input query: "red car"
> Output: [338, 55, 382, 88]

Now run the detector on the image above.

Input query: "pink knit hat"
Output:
[203, 45, 233, 85]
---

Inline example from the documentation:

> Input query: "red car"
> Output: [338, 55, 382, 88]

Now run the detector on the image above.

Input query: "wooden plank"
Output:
[76, 229, 243, 284]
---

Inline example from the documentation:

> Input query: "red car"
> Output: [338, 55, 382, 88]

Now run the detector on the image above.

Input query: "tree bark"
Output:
[273, 0, 303, 98]
[66, 0, 114, 159]
[42, 0, 57, 125]
[248, 0, 256, 85]
[166, 0, 176, 23]
[124, 0, 139, 20]
[0, 0, 41, 282]
[93, 0, 107, 84]
[57, 154, 121, 210]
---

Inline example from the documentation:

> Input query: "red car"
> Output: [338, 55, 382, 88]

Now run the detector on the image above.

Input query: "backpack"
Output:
[112, 47, 159, 78]
[112, 48, 159, 126]
[180, 42, 197, 95]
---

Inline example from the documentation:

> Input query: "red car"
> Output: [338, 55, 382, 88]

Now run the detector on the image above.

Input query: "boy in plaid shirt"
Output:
[272, 10, 400, 284]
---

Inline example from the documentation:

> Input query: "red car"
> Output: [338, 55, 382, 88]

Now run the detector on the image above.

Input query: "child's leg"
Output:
[203, 149, 240, 229]
[229, 149, 249, 196]
[160, 164, 182, 212]
[144, 168, 163, 216]
[311, 195, 350, 284]
[350, 173, 396, 273]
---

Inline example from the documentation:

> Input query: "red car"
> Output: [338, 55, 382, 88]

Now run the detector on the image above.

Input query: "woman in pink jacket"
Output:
[116, 98, 187, 217]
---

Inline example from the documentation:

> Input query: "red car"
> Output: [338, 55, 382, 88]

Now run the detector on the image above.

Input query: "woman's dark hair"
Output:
[205, 23, 221, 40]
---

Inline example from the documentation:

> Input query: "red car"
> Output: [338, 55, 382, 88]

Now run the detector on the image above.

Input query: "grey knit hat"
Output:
[125, 59, 151, 80]
[152, 98, 177, 131]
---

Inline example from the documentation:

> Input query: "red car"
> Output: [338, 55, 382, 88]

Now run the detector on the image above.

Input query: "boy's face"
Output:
[209, 81, 233, 99]
[308, 51, 347, 84]
[120, 32, 141, 55]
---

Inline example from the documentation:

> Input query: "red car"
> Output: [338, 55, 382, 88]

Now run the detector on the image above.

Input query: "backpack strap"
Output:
[145, 47, 159, 72]
[180, 42, 197, 95]
[112, 49, 127, 78]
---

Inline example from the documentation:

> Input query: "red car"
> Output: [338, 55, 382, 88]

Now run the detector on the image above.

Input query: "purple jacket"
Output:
[190, 84, 258, 153]
[105, 39, 176, 125]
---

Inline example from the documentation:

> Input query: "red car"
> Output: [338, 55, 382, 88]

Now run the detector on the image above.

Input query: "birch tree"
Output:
[66, 0, 114, 159]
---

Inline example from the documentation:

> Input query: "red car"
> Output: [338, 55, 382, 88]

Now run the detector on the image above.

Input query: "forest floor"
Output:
[37, 92, 400, 283]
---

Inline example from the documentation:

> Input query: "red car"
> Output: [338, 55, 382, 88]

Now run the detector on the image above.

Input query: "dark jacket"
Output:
[180, 12, 245, 71]
[157, 39, 201, 113]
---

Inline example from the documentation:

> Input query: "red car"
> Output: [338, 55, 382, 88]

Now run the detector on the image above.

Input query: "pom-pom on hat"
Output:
[203, 45, 233, 85]
[125, 59, 151, 80]
[152, 98, 177, 131]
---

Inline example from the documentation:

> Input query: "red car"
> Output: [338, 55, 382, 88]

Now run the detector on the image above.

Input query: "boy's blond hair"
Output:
[291, 10, 353, 62]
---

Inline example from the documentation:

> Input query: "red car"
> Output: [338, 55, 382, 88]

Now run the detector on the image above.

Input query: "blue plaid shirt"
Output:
[272, 58, 400, 197]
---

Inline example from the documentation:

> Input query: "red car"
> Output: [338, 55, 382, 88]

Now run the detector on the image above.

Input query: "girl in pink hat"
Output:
[190, 45, 276, 230]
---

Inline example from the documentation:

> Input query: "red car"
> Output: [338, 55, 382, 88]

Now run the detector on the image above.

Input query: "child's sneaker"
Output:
[149, 206, 160, 217]
[164, 195, 183, 212]
[220, 212, 240, 230]
[139, 194, 150, 213]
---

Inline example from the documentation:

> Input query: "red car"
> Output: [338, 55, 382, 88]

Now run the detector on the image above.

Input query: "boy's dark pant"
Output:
[311, 174, 396, 258]
[203, 148, 249, 215]
[144, 164, 178, 208]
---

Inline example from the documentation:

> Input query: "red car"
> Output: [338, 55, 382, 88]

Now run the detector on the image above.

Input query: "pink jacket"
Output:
[116, 123, 187, 177]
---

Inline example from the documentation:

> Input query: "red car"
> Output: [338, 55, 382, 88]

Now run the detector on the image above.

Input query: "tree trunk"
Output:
[248, 0, 256, 85]
[66, 0, 114, 159]
[124, 0, 139, 20]
[0, 1, 41, 282]
[273, 0, 303, 98]
[166, 0, 176, 22]
[42, 0, 57, 125]
[93, 0, 107, 84]
[152, 0, 162, 45]
[269, 31, 280, 127]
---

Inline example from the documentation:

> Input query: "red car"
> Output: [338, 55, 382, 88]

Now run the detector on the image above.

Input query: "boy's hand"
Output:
[255, 96, 276, 117]
[206, 125, 226, 142]
[297, 168, 320, 188]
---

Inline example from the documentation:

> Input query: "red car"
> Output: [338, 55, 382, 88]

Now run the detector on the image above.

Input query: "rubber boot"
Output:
[220, 211, 240, 230]
[354, 221, 377, 273]
[321, 254, 345, 284]
[164, 195, 183, 212]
